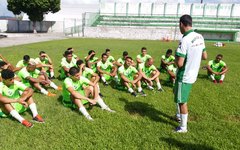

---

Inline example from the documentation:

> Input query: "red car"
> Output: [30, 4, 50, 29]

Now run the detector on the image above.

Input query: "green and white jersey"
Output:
[117, 57, 125, 65]
[139, 63, 157, 77]
[61, 58, 77, 69]
[0, 80, 27, 99]
[18, 67, 40, 85]
[35, 57, 49, 65]
[176, 29, 206, 83]
[82, 67, 94, 79]
[97, 61, 113, 71]
[208, 60, 226, 72]
[107, 55, 115, 63]
[16, 58, 35, 68]
[162, 55, 176, 70]
[62, 76, 90, 102]
[118, 65, 138, 79]
[85, 56, 98, 72]
[137, 54, 152, 63]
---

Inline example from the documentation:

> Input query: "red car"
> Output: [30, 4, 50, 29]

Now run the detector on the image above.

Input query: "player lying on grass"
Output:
[207, 54, 228, 83]
[62, 67, 115, 121]
[35, 51, 55, 79]
[138, 58, 163, 91]
[118, 57, 146, 97]
[85, 50, 100, 73]
[97, 53, 118, 86]
[18, 61, 61, 96]
[0, 69, 44, 128]
[76, 59, 104, 97]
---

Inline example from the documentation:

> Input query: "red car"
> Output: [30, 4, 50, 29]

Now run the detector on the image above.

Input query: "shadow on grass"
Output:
[161, 137, 215, 150]
[119, 98, 176, 127]
[198, 73, 208, 79]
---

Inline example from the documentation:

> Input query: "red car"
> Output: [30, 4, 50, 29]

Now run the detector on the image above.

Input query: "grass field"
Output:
[0, 38, 239, 150]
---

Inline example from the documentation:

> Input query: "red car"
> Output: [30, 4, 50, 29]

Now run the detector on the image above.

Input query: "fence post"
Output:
[82, 13, 86, 37]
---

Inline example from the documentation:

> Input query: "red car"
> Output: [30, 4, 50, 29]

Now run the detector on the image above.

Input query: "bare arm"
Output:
[0, 94, 19, 103]
[175, 56, 185, 68]
[202, 51, 207, 60]
[67, 87, 95, 104]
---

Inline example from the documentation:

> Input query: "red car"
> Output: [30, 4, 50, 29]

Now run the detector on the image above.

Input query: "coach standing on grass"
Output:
[174, 14, 207, 133]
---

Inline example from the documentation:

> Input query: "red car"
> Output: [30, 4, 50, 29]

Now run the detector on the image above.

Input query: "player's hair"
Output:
[88, 50, 95, 55]
[105, 48, 110, 53]
[166, 49, 173, 54]
[141, 47, 147, 52]
[123, 51, 128, 56]
[217, 54, 223, 58]
[1, 69, 14, 80]
[76, 59, 84, 66]
[102, 53, 108, 58]
[125, 56, 132, 60]
[180, 14, 192, 27]
[0, 61, 7, 68]
[39, 51, 45, 55]
[64, 50, 72, 56]
[69, 67, 79, 76]
[67, 47, 73, 51]
[23, 55, 30, 62]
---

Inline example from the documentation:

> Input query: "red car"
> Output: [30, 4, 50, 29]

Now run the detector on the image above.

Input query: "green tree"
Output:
[7, 0, 61, 33]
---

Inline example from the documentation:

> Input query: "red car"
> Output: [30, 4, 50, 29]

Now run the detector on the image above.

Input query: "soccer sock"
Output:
[220, 75, 225, 81]
[50, 71, 54, 77]
[176, 103, 180, 119]
[180, 113, 188, 130]
[40, 88, 48, 95]
[97, 84, 101, 93]
[101, 76, 106, 83]
[157, 82, 162, 89]
[19, 90, 23, 95]
[138, 87, 142, 92]
[128, 88, 134, 93]
[29, 103, 38, 118]
[79, 106, 91, 118]
[97, 97, 108, 109]
[210, 74, 215, 81]
[10, 110, 25, 123]
[50, 81, 58, 90]
[114, 75, 118, 81]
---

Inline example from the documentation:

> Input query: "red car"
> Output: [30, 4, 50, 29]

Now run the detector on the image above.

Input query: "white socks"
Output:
[101, 77, 106, 83]
[10, 110, 24, 123]
[138, 87, 142, 92]
[50, 81, 58, 90]
[180, 113, 188, 130]
[79, 106, 92, 120]
[50, 71, 54, 77]
[157, 82, 162, 89]
[97, 97, 108, 109]
[29, 103, 38, 118]
[176, 103, 180, 119]
[40, 88, 48, 95]
[220, 74, 225, 81]
[128, 88, 134, 93]
[210, 74, 215, 81]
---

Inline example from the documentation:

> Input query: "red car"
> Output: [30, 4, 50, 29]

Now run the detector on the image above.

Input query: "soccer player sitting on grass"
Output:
[117, 51, 129, 67]
[66, 47, 79, 60]
[0, 69, 44, 128]
[76, 59, 104, 97]
[59, 50, 77, 79]
[207, 54, 228, 83]
[139, 58, 163, 91]
[85, 50, 100, 73]
[35, 51, 55, 79]
[97, 53, 118, 86]
[18, 61, 61, 96]
[118, 57, 146, 97]
[136, 47, 152, 68]
[160, 49, 176, 84]
[15, 55, 37, 72]
[105, 48, 115, 63]
[62, 67, 115, 121]
[0, 61, 21, 82]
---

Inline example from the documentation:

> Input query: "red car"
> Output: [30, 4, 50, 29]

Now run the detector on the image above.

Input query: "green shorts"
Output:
[0, 103, 27, 118]
[174, 81, 192, 103]
[62, 90, 89, 109]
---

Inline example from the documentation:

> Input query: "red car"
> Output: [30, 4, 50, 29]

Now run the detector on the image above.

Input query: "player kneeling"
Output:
[62, 67, 115, 121]
[0, 69, 44, 128]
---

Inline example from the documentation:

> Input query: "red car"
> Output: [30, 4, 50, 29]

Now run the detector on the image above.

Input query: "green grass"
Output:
[0, 38, 239, 150]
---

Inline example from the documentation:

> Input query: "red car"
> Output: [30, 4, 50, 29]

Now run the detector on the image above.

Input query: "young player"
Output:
[85, 50, 100, 73]
[59, 50, 77, 79]
[136, 47, 152, 67]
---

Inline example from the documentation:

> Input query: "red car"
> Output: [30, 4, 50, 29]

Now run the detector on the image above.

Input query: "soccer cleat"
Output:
[175, 126, 187, 133]
[104, 107, 116, 113]
[213, 80, 217, 84]
[148, 86, 154, 90]
[47, 92, 56, 97]
[22, 120, 34, 128]
[33, 115, 45, 123]
[86, 115, 94, 121]
[131, 92, 138, 97]
[138, 91, 147, 96]
[57, 86, 62, 91]
[219, 80, 223, 84]
[99, 93, 104, 98]
[158, 88, 164, 92]
[175, 117, 181, 123]
[103, 82, 109, 86]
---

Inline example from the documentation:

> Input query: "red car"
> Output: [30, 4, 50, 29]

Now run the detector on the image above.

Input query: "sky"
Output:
[1, 0, 240, 17]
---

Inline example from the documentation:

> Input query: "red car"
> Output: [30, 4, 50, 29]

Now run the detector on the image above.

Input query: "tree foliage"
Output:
[7, 0, 61, 22]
